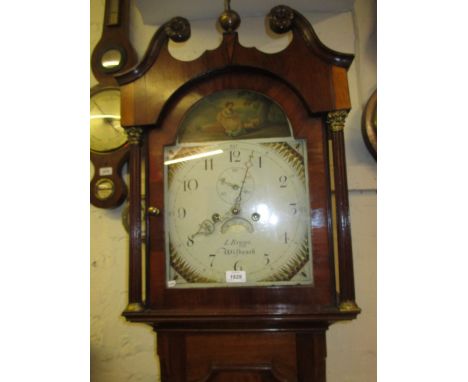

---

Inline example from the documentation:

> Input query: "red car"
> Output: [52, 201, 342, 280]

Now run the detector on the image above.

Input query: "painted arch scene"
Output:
[178, 89, 292, 143]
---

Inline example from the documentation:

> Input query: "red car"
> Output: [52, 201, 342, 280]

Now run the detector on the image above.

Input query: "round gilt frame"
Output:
[362, 89, 377, 160]
[90, 84, 128, 154]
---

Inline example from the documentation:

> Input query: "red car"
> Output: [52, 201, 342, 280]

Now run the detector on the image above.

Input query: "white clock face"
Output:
[164, 139, 313, 288]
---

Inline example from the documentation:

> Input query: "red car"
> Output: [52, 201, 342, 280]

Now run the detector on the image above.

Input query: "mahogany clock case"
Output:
[118, 7, 359, 324]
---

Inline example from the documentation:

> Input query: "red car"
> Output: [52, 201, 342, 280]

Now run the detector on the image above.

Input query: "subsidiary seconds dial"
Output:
[164, 139, 313, 287]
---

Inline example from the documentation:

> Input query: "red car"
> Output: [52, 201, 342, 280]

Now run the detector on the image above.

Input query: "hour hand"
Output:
[190, 219, 216, 238]
[219, 177, 240, 190]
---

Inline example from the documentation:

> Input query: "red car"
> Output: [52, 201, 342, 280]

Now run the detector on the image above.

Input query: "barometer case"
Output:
[90, 0, 137, 209]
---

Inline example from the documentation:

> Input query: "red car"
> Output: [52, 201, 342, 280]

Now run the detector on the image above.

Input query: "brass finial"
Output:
[218, 0, 240, 33]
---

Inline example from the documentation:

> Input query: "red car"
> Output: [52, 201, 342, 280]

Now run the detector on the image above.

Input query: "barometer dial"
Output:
[90, 87, 127, 152]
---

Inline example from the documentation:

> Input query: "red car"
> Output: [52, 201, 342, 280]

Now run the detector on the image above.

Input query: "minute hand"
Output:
[233, 152, 254, 213]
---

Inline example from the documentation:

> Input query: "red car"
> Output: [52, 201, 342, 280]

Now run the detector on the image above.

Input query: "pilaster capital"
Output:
[327, 110, 348, 132]
[126, 127, 143, 145]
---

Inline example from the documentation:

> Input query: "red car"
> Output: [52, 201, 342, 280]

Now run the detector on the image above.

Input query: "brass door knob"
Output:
[147, 207, 160, 216]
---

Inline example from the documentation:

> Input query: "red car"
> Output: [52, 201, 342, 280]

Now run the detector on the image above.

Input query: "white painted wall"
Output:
[90, 0, 376, 380]
[134, 0, 355, 24]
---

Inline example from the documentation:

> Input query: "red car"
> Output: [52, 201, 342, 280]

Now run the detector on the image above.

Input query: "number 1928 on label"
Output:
[226, 270, 247, 283]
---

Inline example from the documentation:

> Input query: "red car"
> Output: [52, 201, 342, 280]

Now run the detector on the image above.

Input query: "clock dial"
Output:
[90, 87, 127, 152]
[164, 139, 313, 287]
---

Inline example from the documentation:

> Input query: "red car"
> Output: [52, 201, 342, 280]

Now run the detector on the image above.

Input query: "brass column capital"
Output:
[126, 127, 144, 145]
[327, 110, 348, 132]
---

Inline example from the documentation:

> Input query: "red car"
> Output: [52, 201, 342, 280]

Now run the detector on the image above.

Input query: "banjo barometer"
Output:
[116, 2, 360, 381]
[90, 0, 137, 209]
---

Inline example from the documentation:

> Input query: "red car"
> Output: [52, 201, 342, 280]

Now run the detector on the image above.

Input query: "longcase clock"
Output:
[116, 3, 360, 381]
